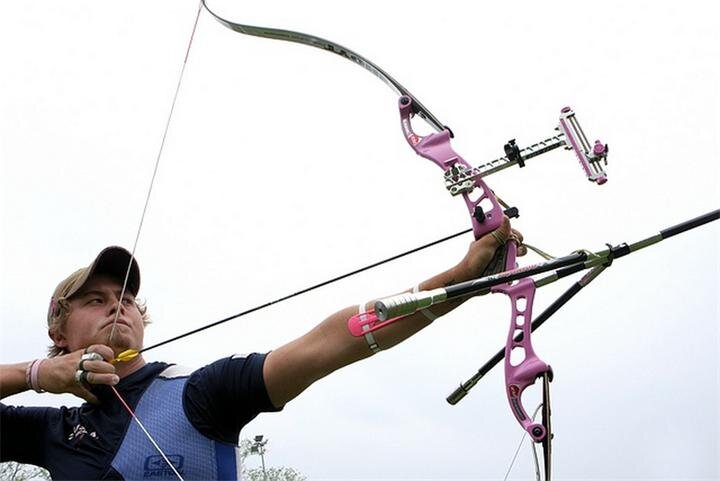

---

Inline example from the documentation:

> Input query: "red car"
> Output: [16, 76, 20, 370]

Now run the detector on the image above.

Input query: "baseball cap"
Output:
[47, 246, 141, 325]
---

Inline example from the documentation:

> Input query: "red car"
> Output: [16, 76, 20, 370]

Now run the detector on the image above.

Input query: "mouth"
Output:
[103, 319, 130, 329]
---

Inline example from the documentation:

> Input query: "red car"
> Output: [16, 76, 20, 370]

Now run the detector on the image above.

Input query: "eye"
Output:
[121, 298, 134, 306]
[87, 297, 103, 305]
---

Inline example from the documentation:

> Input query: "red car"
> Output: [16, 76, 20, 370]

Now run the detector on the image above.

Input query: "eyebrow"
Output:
[76, 289, 134, 300]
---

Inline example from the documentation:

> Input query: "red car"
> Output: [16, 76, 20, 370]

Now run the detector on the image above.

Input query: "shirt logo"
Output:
[67, 424, 98, 444]
[143, 455, 184, 478]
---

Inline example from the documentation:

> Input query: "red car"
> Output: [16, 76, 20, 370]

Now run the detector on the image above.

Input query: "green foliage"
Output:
[239, 438, 306, 481]
[237, 438, 254, 458]
[0, 462, 50, 481]
[244, 466, 307, 481]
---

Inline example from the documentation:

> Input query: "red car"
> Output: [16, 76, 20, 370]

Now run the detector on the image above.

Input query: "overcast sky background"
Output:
[1, 1, 718, 480]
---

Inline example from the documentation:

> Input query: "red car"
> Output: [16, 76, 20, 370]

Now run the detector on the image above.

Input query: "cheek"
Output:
[130, 307, 146, 327]
[62, 316, 83, 337]
[60, 319, 94, 351]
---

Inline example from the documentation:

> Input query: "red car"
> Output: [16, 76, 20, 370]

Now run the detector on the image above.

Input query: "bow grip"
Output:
[398, 96, 504, 239]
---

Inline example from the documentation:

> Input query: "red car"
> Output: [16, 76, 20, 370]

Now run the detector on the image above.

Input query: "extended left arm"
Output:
[263, 217, 518, 408]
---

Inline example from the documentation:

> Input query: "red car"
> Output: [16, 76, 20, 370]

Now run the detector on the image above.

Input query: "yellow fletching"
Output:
[114, 349, 139, 363]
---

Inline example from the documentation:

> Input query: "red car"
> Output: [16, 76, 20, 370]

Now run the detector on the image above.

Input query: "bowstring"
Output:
[108, 1, 203, 346]
[502, 403, 544, 481]
[105, 3, 204, 479]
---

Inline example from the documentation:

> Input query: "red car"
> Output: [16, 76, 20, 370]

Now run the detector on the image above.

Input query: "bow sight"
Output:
[445, 106, 609, 200]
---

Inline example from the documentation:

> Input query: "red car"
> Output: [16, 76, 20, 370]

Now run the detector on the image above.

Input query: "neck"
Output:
[115, 354, 147, 378]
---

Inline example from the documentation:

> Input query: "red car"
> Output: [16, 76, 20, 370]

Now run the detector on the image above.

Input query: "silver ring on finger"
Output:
[78, 352, 102, 372]
[81, 352, 102, 362]
[74, 369, 90, 385]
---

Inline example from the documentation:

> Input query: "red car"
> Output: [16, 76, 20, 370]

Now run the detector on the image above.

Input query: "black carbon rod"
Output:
[446, 208, 719, 404]
[447, 267, 601, 405]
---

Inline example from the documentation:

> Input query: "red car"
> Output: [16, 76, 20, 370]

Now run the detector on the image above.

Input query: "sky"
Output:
[1, 1, 719, 480]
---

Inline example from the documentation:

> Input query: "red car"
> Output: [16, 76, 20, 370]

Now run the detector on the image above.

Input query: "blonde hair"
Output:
[46, 297, 151, 357]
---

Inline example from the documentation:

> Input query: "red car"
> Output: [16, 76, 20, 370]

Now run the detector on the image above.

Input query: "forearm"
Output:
[264, 263, 473, 406]
[0, 362, 31, 399]
[264, 218, 512, 407]
[358, 261, 471, 351]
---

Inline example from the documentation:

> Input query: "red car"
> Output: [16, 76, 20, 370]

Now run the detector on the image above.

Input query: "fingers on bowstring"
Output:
[78, 345, 119, 387]
[81, 369, 120, 387]
[84, 344, 114, 362]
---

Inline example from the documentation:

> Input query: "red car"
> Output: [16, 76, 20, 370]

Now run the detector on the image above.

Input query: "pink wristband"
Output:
[30, 358, 46, 393]
[25, 360, 34, 390]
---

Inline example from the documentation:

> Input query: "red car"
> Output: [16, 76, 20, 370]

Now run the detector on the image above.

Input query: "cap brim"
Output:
[66, 246, 141, 299]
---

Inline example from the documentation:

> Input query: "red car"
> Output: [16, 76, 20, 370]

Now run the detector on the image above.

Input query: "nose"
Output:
[108, 299, 126, 317]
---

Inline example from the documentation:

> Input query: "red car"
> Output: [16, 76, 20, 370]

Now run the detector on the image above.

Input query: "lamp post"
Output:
[250, 434, 268, 481]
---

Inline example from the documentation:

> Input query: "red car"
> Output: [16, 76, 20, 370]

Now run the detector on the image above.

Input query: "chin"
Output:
[108, 334, 141, 352]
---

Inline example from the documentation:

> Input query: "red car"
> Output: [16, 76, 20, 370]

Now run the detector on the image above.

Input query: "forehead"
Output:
[73, 274, 126, 297]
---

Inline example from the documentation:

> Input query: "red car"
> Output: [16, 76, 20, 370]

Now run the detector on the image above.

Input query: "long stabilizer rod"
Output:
[374, 209, 720, 321]
[446, 208, 720, 404]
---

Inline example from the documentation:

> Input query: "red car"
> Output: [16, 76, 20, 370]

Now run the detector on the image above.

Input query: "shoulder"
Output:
[188, 353, 266, 383]
[184, 353, 271, 404]
[182, 353, 280, 443]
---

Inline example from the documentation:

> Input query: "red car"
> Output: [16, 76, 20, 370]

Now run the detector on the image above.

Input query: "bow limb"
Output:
[199, 0, 450, 133]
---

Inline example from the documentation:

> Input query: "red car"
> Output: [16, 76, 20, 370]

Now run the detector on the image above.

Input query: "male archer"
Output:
[0, 217, 523, 480]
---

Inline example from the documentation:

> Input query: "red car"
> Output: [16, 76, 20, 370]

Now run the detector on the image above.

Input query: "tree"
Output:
[0, 462, 50, 481]
[244, 466, 307, 481]
[238, 438, 307, 481]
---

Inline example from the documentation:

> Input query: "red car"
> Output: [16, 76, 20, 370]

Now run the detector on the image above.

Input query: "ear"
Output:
[48, 327, 68, 350]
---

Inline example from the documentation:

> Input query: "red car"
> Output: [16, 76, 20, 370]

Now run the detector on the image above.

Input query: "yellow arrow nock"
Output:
[113, 349, 139, 364]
